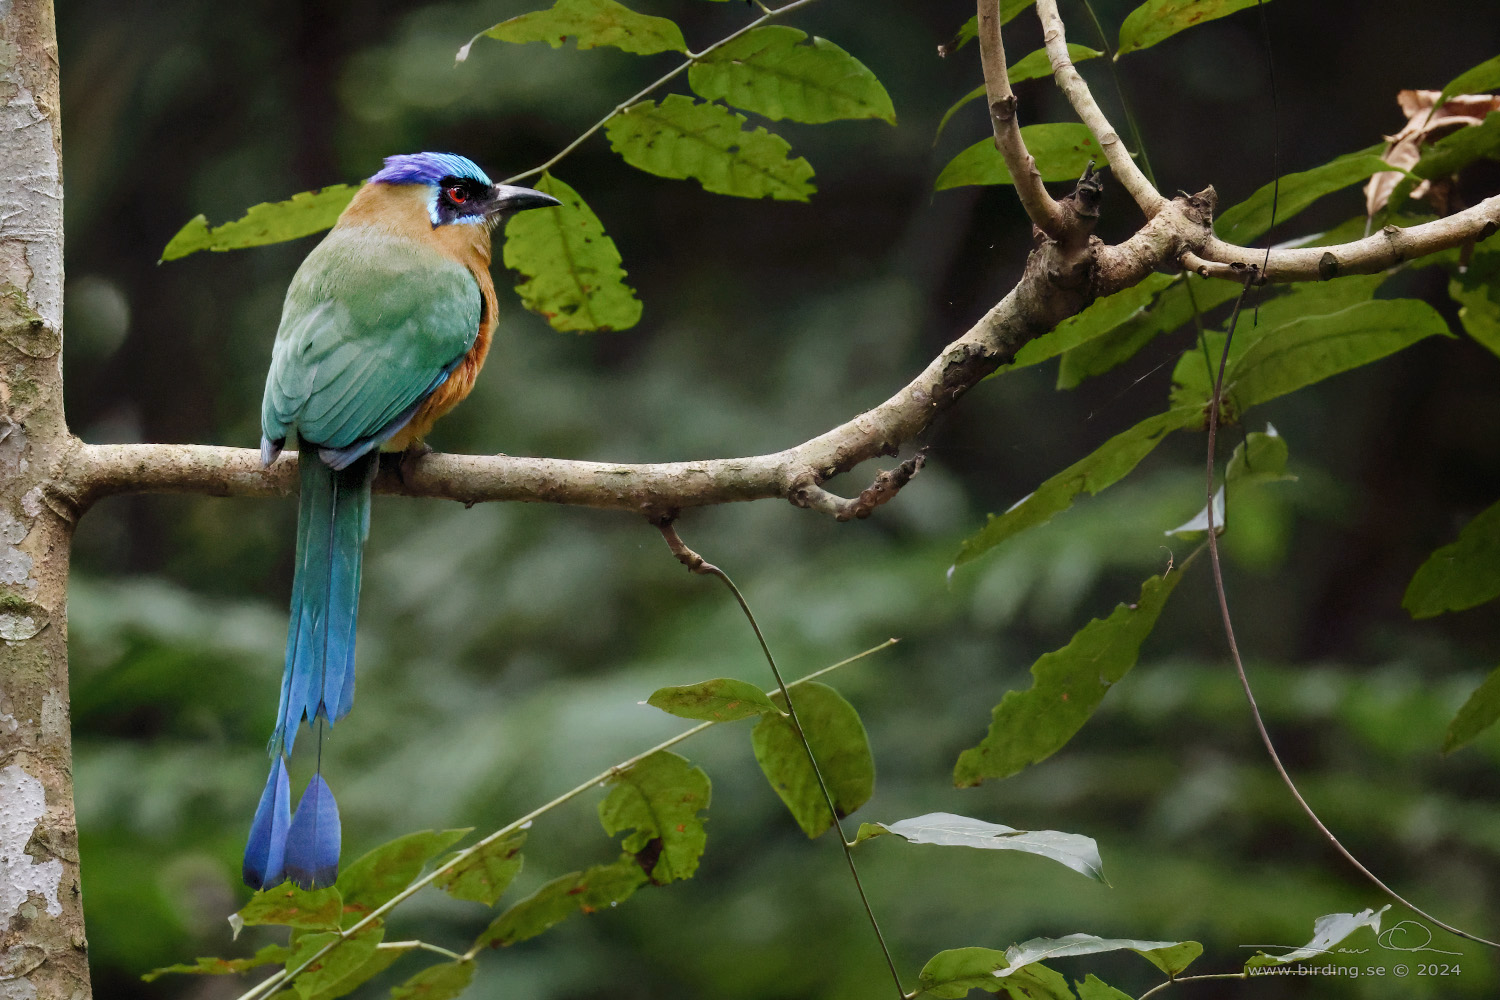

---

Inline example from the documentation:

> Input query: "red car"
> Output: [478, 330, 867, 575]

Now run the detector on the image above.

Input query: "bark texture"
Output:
[0, 3, 89, 1000]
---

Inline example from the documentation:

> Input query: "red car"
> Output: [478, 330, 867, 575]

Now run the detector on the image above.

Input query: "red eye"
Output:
[446, 185, 467, 204]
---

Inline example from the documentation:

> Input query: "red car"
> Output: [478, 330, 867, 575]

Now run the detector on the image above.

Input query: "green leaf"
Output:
[285, 924, 383, 1000]
[854, 812, 1105, 882]
[390, 960, 477, 1000]
[936, 124, 1102, 190]
[305, 941, 411, 1000]
[954, 570, 1181, 786]
[1404, 497, 1500, 618]
[1245, 906, 1388, 968]
[1117, 0, 1264, 58]
[954, 406, 1201, 566]
[646, 677, 780, 721]
[1168, 426, 1295, 537]
[917, 949, 1074, 999]
[996, 934, 1203, 977]
[1444, 666, 1500, 753]
[160, 184, 359, 262]
[598, 750, 711, 882]
[688, 26, 895, 124]
[1076, 974, 1135, 1000]
[1056, 276, 1242, 388]
[1390, 112, 1500, 212]
[1450, 241, 1500, 357]
[503, 172, 643, 333]
[460, 0, 685, 59]
[433, 830, 527, 906]
[474, 858, 648, 949]
[142, 943, 291, 981]
[752, 682, 874, 838]
[1437, 53, 1500, 110]
[1010, 273, 1176, 370]
[942, 1, 1036, 56]
[238, 884, 343, 930]
[1213, 147, 1388, 246]
[335, 828, 469, 926]
[933, 45, 1102, 145]
[605, 94, 815, 201]
[1228, 298, 1451, 410]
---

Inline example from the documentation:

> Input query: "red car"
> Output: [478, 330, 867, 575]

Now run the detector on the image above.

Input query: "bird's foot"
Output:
[397, 442, 434, 486]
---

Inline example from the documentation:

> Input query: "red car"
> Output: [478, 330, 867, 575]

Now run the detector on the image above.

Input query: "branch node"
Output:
[655, 518, 719, 576]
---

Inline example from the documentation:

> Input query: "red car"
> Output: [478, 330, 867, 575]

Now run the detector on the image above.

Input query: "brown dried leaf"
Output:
[1365, 89, 1500, 217]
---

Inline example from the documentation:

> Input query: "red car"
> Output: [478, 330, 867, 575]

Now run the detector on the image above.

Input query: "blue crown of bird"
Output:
[242, 153, 559, 891]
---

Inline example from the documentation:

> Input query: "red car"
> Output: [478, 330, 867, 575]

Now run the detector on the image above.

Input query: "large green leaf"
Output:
[954, 406, 1202, 566]
[460, 0, 685, 58]
[954, 570, 1181, 786]
[503, 172, 643, 333]
[752, 682, 874, 838]
[854, 812, 1104, 882]
[1449, 241, 1500, 357]
[237, 884, 343, 930]
[473, 858, 647, 949]
[934, 45, 1102, 145]
[1057, 276, 1243, 388]
[1076, 975, 1135, 1000]
[1213, 147, 1388, 246]
[917, 949, 1074, 1000]
[335, 828, 469, 926]
[936, 124, 1102, 190]
[688, 26, 894, 124]
[1437, 53, 1500, 110]
[1117, 0, 1267, 58]
[598, 750, 711, 882]
[995, 934, 1203, 977]
[142, 944, 291, 981]
[646, 677, 779, 721]
[160, 185, 358, 262]
[1010, 273, 1176, 370]
[1245, 907, 1388, 968]
[605, 94, 815, 201]
[1404, 497, 1500, 618]
[285, 924, 384, 1000]
[433, 830, 527, 906]
[1227, 298, 1452, 410]
[390, 960, 477, 1000]
[1444, 666, 1500, 753]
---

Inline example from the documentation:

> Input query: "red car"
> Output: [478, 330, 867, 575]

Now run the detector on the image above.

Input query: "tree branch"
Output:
[977, 0, 1066, 238]
[1034, 0, 1166, 219]
[1185, 193, 1500, 281]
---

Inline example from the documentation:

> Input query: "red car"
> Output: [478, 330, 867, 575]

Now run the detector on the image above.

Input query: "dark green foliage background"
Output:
[57, 0, 1500, 997]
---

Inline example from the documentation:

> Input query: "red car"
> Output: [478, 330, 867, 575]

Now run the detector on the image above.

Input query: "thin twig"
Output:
[1136, 971, 1248, 1000]
[230, 637, 896, 1000]
[656, 520, 907, 1000]
[1204, 280, 1500, 951]
[1075, 0, 1156, 188]
[976, 0, 1066, 237]
[500, 0, 824, 186]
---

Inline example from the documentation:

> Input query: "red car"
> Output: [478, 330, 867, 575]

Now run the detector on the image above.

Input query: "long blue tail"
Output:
[244, 449, 374, 890]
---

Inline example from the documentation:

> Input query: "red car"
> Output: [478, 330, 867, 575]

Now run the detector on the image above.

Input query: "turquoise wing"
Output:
[262, 226, 482, 454]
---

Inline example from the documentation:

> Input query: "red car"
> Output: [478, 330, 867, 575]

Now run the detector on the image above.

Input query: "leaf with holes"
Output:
[433, 830, 526, 906]
[504, 173, 642, 333]
[237, 883, 342, 930]
[954, 406, 1202, 566]
[142, 944, 291, 982]
[854, 813, 1105, 882]
[459, 0, 685, 59]
[752, 682, 874, 838]
[473, 858, 647, 948]
[284, 924, 385, 1000]
[954, 570, 1181, 787]
[1117, 0, 1265, 58]
[598, 750, 711, 882]
[1405, 498, 1500, 619]
[605, 95, 815, 201]
[336, 828, 469, 926]
[1245, 907, 1389, 968]
[935, 123, 1101, 190]
[689, 26, 894, 124]
[160, 185, 359, 261]
[647, 677, 779, 722]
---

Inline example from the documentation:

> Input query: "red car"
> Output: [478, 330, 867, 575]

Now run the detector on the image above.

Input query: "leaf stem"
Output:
[502, 0, 824, 186]
[1136, 971, 1247, 1000]
[655, 521, 907, 1000]
[230, 636, 895, 1000]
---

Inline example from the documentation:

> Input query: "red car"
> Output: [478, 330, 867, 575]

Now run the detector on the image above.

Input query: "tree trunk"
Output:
[0, 1, 91, 998]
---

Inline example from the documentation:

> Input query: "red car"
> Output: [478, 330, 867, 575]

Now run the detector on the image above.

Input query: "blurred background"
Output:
[55, 0, 1500, 997]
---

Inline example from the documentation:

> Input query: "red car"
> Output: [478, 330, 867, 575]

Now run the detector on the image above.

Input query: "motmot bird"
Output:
[242, 153, 559, 890]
